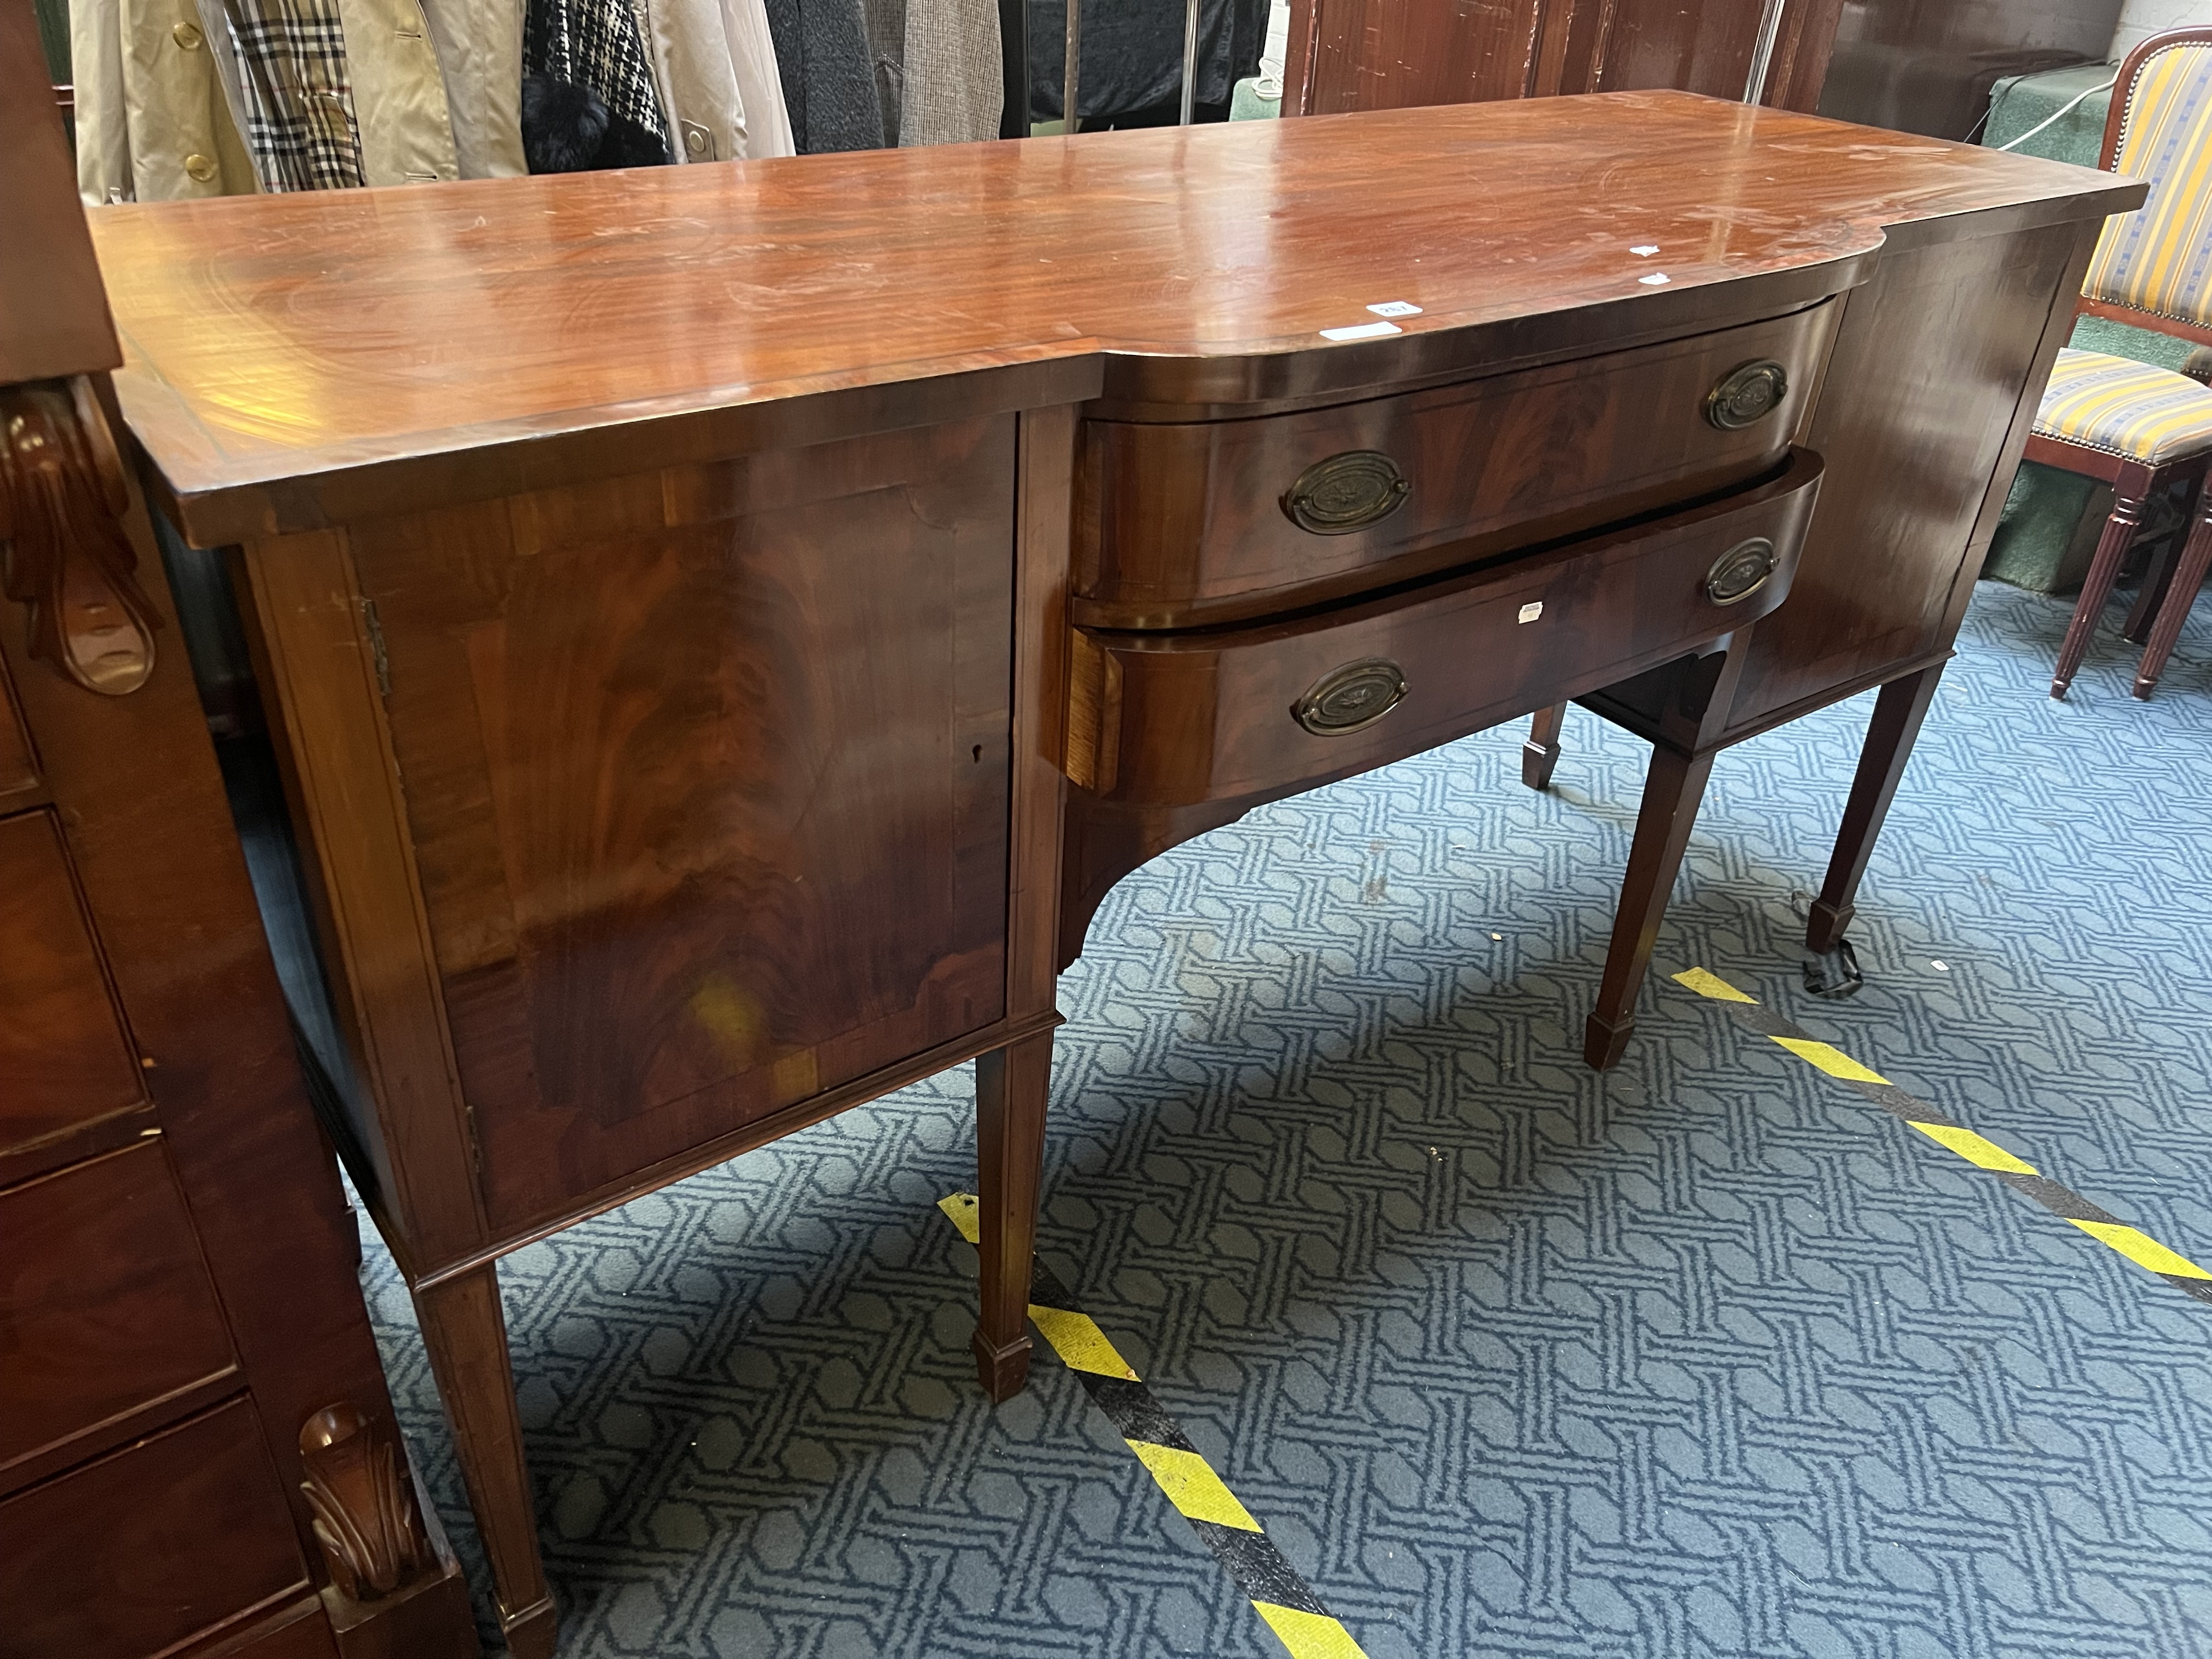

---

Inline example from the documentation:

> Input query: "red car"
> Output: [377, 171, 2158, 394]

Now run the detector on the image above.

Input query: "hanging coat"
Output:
[419, 0, 528, 176]
[898, 0, 998, 146]
[526, 0, 672, 161]
[638, 0, 795, 165]
[71, 0, 258, 202]
[763, 0, 879, 153]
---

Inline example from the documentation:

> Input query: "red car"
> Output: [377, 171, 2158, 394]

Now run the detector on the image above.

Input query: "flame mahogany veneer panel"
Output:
[346, 418, 1017, 1235]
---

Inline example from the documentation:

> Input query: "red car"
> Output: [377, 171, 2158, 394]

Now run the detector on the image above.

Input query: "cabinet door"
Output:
[346, 416, 1017, 1234]
[1289, 0, 1548, 114]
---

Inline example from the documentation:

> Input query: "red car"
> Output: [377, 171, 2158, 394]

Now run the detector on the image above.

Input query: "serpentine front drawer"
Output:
[1074, 302, 1839, 629]
[1064, 449, 1824, 809]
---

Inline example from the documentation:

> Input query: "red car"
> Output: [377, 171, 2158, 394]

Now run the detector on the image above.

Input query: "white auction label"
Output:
[1367, 301, 1423, 318]
[1319, 320, 1402, 341]
[1518, 602, 1544, 624]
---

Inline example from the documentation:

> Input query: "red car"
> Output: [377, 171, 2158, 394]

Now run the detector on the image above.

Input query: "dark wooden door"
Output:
[1285, 0, 1843, 116]
[346, 417, 1019, 1234]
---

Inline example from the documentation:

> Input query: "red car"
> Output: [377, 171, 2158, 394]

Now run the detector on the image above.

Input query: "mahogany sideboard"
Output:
[0, 5, 479, 1652]
[80, 96, 2137, 1652]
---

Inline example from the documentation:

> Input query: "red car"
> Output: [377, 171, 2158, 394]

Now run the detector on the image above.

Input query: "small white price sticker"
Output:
[1319, 320, 1402, 341]
[1639, 273, 1671, 286]
[1367, 301, 1423, 318]
[1518, 602, 1543, 624]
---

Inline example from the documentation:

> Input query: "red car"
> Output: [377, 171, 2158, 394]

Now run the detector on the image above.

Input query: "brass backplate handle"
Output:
[1292, 657, 1408, 735]
[0, 377, 159, 696]
[1282, 449, 1412, 534]
[1706, 359, 1790, 430]
[1705, 537, 1779, 605]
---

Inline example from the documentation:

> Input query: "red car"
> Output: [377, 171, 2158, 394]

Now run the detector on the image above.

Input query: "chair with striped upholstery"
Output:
[2030, 28, 2212, 699]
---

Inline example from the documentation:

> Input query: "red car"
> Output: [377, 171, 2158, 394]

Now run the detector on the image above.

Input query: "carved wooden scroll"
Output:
[298, 1402, 432, 1601]
[0, 377, 159, 696]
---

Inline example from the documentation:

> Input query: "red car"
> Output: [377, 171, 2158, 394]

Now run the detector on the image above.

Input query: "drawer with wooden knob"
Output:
[1074, 301, 1839, 629]
[1064, 449, 1822, 809]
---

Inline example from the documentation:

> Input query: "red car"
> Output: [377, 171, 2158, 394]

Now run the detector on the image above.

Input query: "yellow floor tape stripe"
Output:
[2072, 1221, 2212, 1279]
[1031, 1305, 1141, 1379]
[936, 1193, 1373, 1657]
[1910, 1121, 2039, 1175]
[1126, 1441, 1263, 1530]
[1771, 1035, 1891, 1085]
[1255, 1603, 1372, 1659]
[1673, 968, 2212, 1294]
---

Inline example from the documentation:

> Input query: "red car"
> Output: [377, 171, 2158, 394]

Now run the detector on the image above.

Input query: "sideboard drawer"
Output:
[1076, 302, 1838, 628]
[1066, 449, 1822, 809]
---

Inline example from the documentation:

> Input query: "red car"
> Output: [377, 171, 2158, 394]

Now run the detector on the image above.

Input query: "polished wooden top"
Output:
[87, 92, 2138, 543]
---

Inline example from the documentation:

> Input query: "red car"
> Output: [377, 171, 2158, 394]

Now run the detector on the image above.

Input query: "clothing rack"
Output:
[1054, 0, 1206, 133]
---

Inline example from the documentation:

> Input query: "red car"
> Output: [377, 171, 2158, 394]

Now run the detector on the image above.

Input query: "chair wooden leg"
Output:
[2123, 535, 2180, 644]
[1522, 702, 1567, 791]
[411, 1264, 556, 1659]
[972, 1030, 1052, 1401]
[2053, 489, 2147, 698]
[1585, 742, 1716, 1070]
[1805, 663, 1945, 955]
[2134, 488, 2212, 697]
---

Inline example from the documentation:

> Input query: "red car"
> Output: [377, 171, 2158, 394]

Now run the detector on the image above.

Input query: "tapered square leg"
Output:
[1522, 703, 1567, 791]
[972, 1031, 1053, 1401]
[1805, 663, 1945, 955]
[1585, 743, 1716, 1070]
[411, 1265, 556, 1659]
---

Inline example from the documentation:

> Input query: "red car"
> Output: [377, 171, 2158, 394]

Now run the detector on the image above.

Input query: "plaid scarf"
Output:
[213, 0, 369, 190]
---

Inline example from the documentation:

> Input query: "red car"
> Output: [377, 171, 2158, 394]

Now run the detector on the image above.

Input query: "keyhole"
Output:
[972, 744, 982, 763]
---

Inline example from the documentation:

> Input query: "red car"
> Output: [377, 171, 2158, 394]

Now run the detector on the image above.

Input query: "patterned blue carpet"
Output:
[362, 579, 2212, 1658]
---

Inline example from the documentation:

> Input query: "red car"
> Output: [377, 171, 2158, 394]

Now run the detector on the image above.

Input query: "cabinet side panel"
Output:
[1728, 221, 2089, 731]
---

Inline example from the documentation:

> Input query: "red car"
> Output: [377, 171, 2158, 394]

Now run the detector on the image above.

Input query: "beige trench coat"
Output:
[639, 0, 795, 163]
[72, 0, 257, 203]
[74, 0, 524, 202]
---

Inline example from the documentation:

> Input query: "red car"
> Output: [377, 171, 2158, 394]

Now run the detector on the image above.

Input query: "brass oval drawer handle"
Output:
[1292, 657, 1408, 735]
[1706, 359, 1790, 430]
[1705, 537, 1779, 605]
[1282, 450, 1412, 534]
